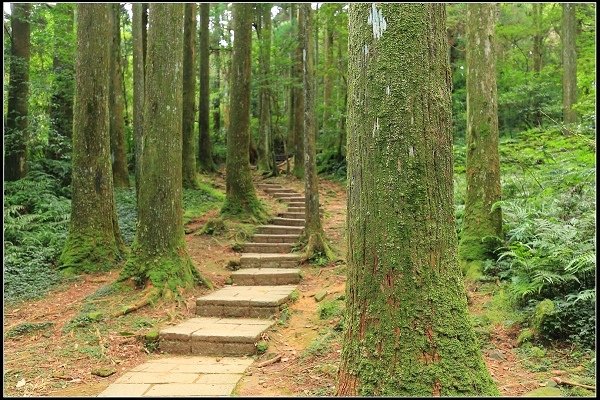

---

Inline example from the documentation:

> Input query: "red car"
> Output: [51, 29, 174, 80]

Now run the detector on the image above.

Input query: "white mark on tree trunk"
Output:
[363, 44, 369, 56]
[409, 146, 415, 157]
[367, 3, 387, 40]
[386, 85, 390, 96]
[372, 117, 379, 138]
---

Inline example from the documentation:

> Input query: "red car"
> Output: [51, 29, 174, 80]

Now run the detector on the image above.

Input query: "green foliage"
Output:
[4, 170, 71, 303]
[114, 187, 137, 245]
[255, 340, 269, 354]
[457, 127, 596, 348]
[5, 322, 54, 338]
[317, 299, 344, 320]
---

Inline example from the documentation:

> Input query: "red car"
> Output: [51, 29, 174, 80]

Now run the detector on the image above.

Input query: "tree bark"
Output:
[337, 4, 498, 396]
[322, 6, 334, 133]
[47, 3, 74, 161]
[60, 3, 125, 274]
[562, 3, 577, 125]
[198, 3, 216, 172]
[458, 3, 503, 276]
[292, 6, 305, 179]
[221, 3, 266, 221]
[211, 7, 222, 140]
[109, 3, 130, 188]
[300, 4, 332, 260]
[132, 3, 147, 201]
[5, 3, 31, 181]
[287, 3, 296, 174]
[120, 3, 208, 295]
[182, 3, 198, 187]
[532, 3, 544, 127]
[257, 3, 273, 173]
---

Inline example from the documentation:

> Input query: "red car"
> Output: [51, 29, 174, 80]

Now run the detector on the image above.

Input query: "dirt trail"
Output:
[3, 173, 563, 397]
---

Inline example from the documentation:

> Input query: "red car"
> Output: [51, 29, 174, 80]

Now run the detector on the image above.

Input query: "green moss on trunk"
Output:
[132, 3, 147, 201]
[221, 4, 266, 222]
[458, 4, 503, 271]
[119, 4, 208, 295]
[338, 4, 498, 396]
[301, 4, 333, 263]
[109, 3, 130, 188]
[60, 4, 125, 275]
[198, 3, 216, 172]
[292, 6, 305, 179]
[5, 3, 31, 181]
[182, 3, 198, 188]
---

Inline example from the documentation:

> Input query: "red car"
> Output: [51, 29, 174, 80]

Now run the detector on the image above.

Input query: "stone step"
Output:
[272, 217, 305, 227]
[239, 253, 301, 268]
[196, 285, 297, 319]
[257, 183, 282, 190]
[279, 212, 305, 219]
[286, 202, 305, 207]
[279, 197, 305, 202]
[242, 242, 294, 253]
[252, 234, 301, 243]
[231, 268, 301, 285]
[287, 207, 306, 213]
[159, 317, 275, 356]
[271, 192, 302, 198]
[257, 225, 304, 235]
[263, 188, 295, 194]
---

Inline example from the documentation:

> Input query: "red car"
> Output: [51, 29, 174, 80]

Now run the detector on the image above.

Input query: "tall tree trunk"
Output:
[562, 3, 577, 126]
[532, 3, 543, 127]
[257, 3, 272, 173]
[212, 7, 222, 140]
[198, 3, 216, 172]
[182, 3, 198, 187]
[47, 3, 75, 161]
[322, 14, 334, 134]
[60, 4, 125, 274]
[292, 6, 305, 179]
[300, 4, 332, 260]
[5, 3, 31, 181]
[337, 4, 498, 396]
[109, 3, 130, 187]
[458, 3, 503, 277]
[132, 3, 147, 201]
[120, 3, 208, 296]
[286, 3, 296, 175]
[221, 3, 266, 221]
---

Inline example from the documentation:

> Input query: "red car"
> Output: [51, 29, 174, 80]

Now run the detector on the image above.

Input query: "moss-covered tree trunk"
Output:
[132, 3, 147, 201]
[532, 3, 544, 127]
[292, 6, 305, 179]
[458, 4, 503, 277]
[562, 3, 577, 125]
[300, 4, 332, 261]
[337, 4, 498, 396]
[257, 3, 273, 173]
[59, 4, 125, 274]
[211, 6, 222, 140]
[322, 8, 334, 133]
[182, 3, 198, 187]
[198, 3, 216, 172]
[120, 3, 207, 296]
[5, 3, 31, 181]
[221, 3, 266, 221]
[109, 3, 130, 188]
[286, 3, 296, 175]
[47, 3, 74, 161]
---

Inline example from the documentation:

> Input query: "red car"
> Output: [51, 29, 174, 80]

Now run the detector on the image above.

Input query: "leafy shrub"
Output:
[4, 172, 71, 303]
[464, 127, 596, 348]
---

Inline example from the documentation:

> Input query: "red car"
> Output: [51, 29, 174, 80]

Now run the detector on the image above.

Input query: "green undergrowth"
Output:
[4, 170, 71, 303]
[455, 126, 596, 349]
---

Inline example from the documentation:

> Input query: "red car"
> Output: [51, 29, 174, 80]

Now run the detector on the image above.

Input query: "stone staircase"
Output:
[158, 182, 306, 358]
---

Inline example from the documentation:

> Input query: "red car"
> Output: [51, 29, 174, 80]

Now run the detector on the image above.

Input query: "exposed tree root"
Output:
[302, 232, 336, 263]
[113, 286, 160, 317]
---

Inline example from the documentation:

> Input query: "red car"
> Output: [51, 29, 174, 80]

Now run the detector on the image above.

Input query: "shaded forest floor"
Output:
[3, 167, 596, 397]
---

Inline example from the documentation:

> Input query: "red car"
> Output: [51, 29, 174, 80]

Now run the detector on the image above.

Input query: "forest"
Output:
[3, 2, 596, 398]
